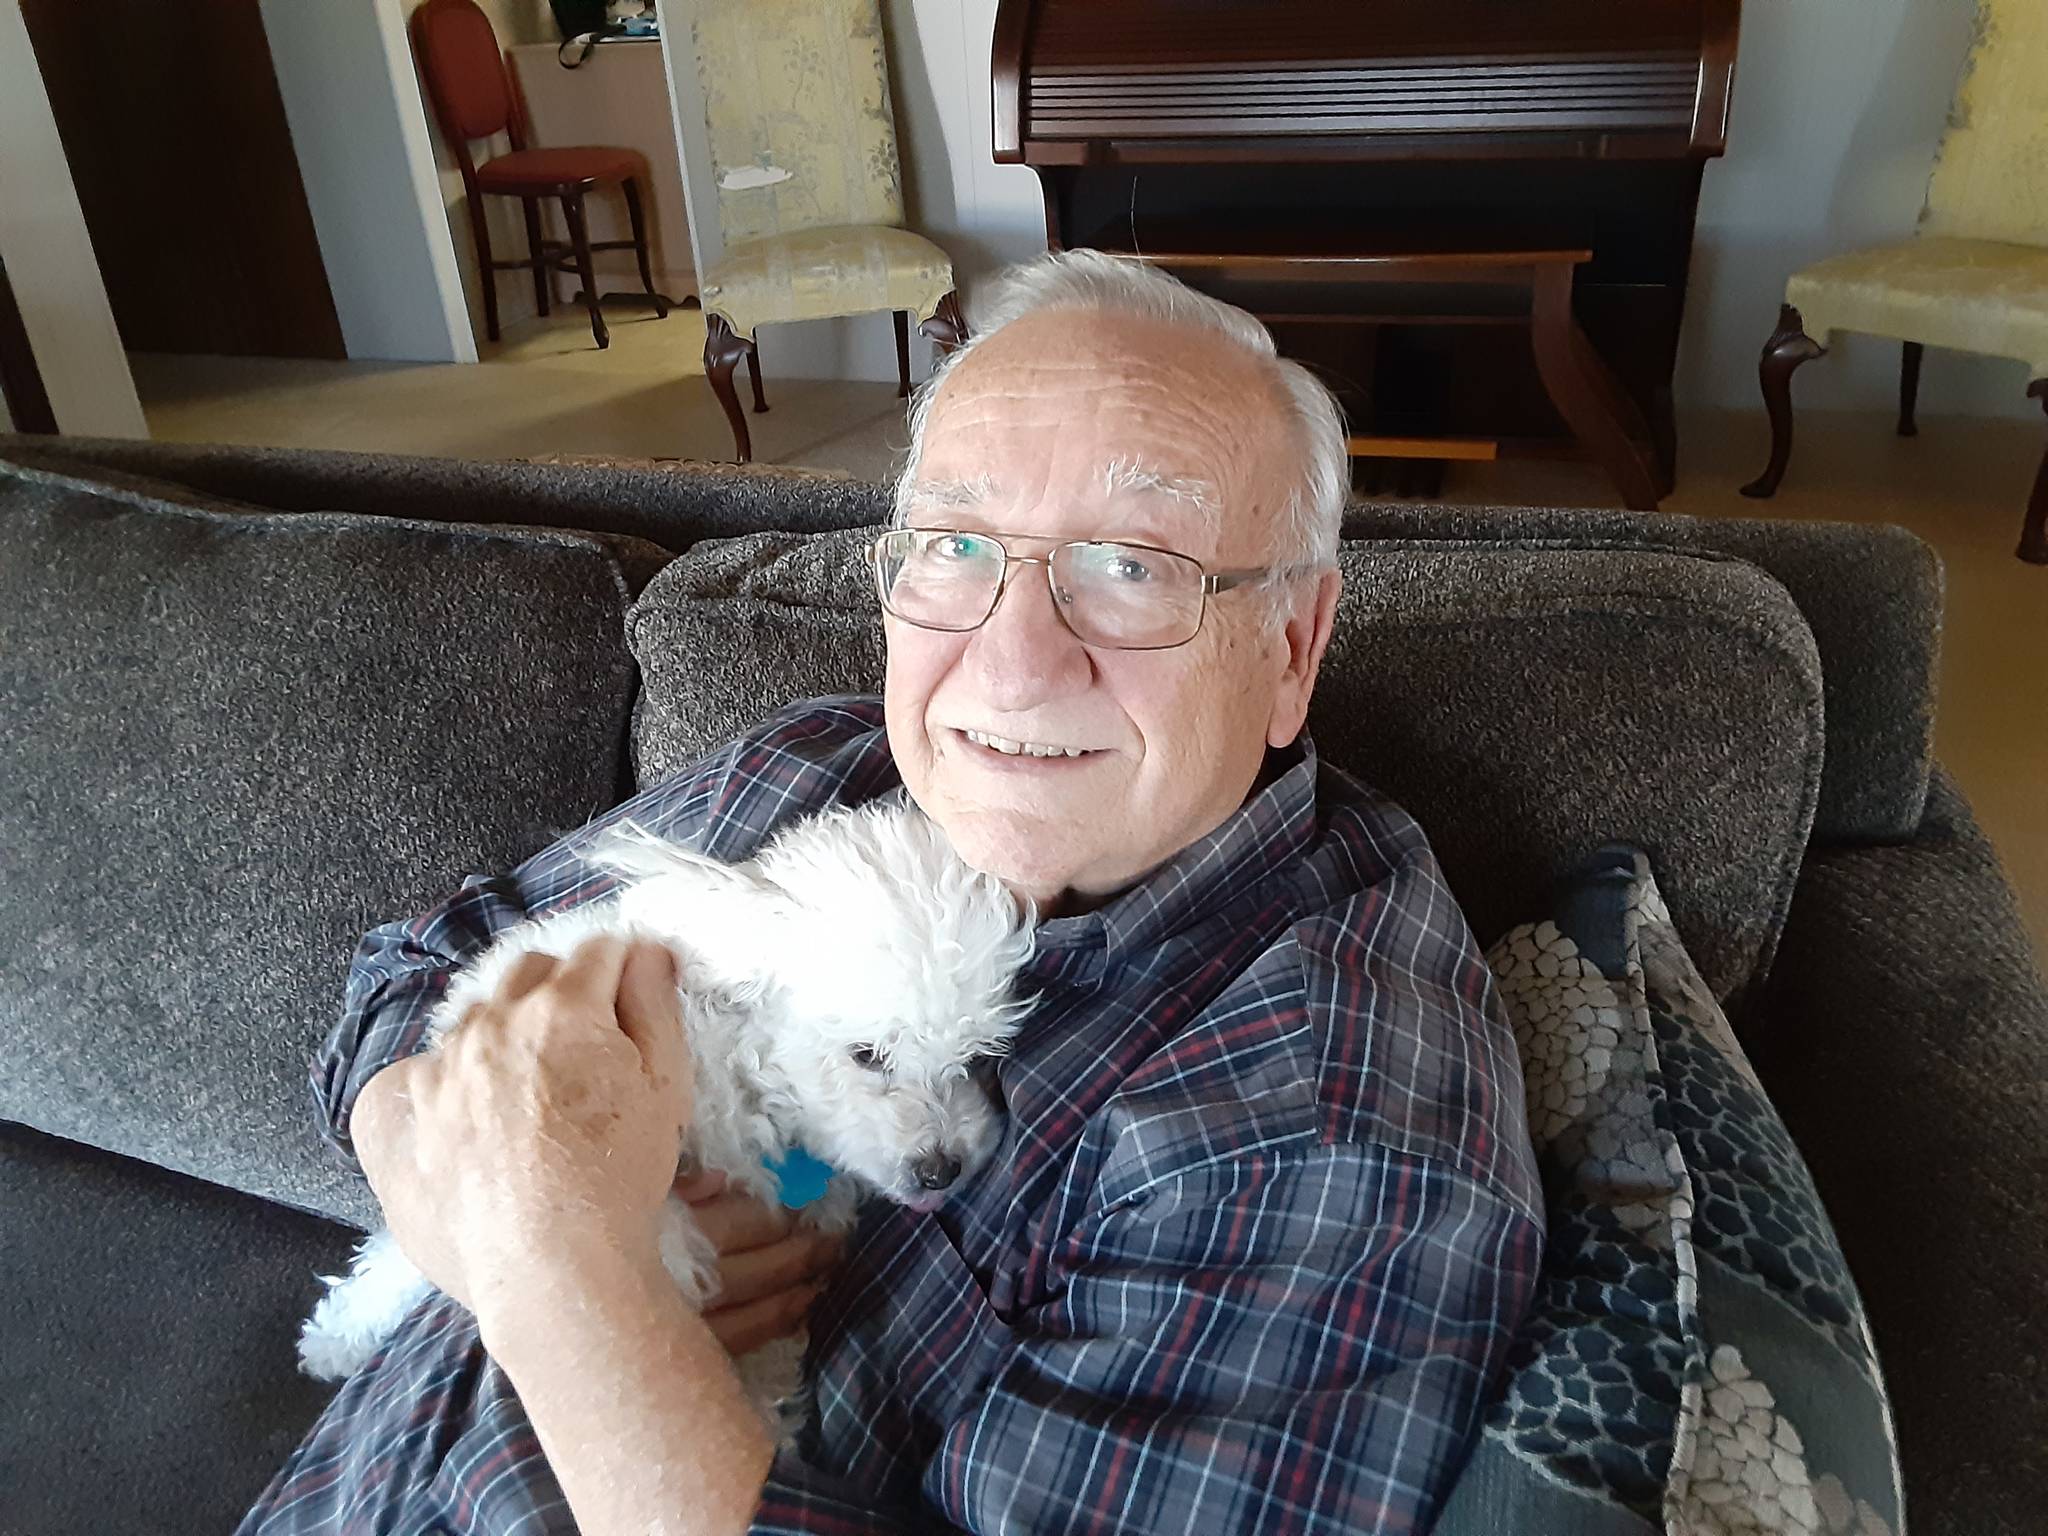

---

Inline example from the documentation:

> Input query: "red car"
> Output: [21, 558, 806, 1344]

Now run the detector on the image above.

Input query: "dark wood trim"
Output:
[0, 253, 58, 435]
[992, 0, 1033, 163]
[1692, 0, 1741, 154]
[1740, 303, 1826, 499]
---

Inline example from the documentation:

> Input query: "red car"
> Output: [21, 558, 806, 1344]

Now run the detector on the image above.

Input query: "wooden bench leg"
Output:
[1899, 341, 1924, 438]
[2024, 380, 2048, 565]
[1529, 264, 1661, 511]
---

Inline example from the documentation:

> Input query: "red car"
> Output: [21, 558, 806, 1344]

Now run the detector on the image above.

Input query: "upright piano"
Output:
[992, 0, 1742, 504]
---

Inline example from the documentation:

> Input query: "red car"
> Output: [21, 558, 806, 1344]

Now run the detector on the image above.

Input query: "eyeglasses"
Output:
[870, 527, 1284, 652]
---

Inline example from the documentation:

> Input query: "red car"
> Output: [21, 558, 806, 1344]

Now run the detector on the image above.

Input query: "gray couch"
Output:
[1, 437, 2041, 1535]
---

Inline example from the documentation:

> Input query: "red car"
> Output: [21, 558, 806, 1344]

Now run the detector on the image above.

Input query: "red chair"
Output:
[410, 0, 677, 350]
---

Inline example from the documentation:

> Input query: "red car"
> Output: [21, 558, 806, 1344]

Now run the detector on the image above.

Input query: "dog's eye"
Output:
[848, 1044, 886, 1072]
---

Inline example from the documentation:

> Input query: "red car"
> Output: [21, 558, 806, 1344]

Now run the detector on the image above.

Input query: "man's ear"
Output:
[1267, 568, 1342, 750]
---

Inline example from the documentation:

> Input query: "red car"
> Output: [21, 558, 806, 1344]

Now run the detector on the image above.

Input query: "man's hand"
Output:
[675, 1170, 845, 1355]
[353, 935, 692, 1313]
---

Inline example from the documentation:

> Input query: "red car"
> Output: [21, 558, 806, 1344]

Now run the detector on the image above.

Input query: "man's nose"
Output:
[964, 561, 1091, 703]
[913, 1150, 962, 1191]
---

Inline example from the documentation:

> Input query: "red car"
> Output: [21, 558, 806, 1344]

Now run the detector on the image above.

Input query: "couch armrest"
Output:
[1751, 768, 2047, 1536]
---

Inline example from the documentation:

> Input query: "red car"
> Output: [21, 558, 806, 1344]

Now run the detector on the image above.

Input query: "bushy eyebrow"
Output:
[900, 475, 999, 515]
[1100, 456, 1220, 517]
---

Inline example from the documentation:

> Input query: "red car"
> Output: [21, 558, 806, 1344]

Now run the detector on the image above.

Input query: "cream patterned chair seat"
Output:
[1743, 0, 2048, 563]
[1788, 236, 2048, 378]
[701, 225, 956, 342]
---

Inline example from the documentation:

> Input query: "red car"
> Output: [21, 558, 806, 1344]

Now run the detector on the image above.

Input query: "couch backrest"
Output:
[627, 528, 1826, 1011]
[0, 455, 665, 1228]
[1, 437, 1938, 846]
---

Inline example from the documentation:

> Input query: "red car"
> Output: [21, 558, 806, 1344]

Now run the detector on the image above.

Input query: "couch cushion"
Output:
[627, 528, 1823, 1006]
[0, 455, 650, 1227]
[1342, 504, 1941, 844]
[0, 1121, 357, 1536]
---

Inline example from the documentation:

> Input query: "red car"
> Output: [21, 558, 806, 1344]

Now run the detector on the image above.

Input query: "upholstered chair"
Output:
[677, 0, 964, 461]
[1742, 0, 2048, 563]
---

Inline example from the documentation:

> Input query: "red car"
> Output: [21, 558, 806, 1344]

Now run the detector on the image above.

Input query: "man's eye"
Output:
[1104, 555, 1153, 583]
[849, 1044, 886, 1071]
[932, 534, 992, 561]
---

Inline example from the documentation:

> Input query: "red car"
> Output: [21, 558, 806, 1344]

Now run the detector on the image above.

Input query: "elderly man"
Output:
[240, 251, 1541, 1536]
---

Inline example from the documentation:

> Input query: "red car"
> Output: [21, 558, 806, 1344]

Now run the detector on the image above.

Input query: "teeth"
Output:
[965, 729, 1086, 759]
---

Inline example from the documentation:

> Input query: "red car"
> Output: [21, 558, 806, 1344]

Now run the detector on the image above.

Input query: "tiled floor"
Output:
[130, 309, 2048, 961]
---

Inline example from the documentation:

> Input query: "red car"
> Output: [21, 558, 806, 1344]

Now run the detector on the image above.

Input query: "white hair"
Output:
[894, 250, 1348, 575]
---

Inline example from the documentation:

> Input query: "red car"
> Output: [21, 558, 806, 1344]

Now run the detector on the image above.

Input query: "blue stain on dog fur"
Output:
[768, 1146, 836, 1208]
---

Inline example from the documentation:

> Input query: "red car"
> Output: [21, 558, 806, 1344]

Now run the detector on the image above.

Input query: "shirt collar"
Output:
[1021, 735, 1322, 990]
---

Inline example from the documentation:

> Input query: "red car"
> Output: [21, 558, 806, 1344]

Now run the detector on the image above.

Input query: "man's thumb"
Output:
[618, 940, 693, 1116]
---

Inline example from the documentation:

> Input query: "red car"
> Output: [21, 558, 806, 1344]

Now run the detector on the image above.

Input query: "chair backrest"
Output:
[1921, 0, 2048, 247]
[411, 0, 522, 172]
[679, 0, 907, 250]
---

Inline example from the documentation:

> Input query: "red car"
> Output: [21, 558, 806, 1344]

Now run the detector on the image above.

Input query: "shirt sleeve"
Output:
[308, 762, 724, 1177]
[755, 1143, 1540, 1536]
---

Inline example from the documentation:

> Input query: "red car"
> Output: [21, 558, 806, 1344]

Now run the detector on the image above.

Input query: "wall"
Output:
[0, 0, 146, 437]
[261, 0, 474, 364]
[660, 0, 1044, 385]
[1683, 0, 2035, 418]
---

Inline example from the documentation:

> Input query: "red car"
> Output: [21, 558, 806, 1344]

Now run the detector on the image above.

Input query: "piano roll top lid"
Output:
[993, 0, 1739, 163]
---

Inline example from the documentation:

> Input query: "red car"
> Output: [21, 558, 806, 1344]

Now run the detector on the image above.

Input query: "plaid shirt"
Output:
[240, 696, 1541, 1536]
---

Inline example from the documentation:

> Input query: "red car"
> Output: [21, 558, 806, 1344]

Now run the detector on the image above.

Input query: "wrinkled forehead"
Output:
[908, 311, 1293, 552]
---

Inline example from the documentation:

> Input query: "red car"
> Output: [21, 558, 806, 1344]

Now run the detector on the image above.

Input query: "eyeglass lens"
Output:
[876, 530, 1207, 649]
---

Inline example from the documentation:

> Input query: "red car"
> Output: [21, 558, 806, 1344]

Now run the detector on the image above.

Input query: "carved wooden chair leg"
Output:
[1741, 304, 1825, 498]
[703, 313, 753, 462]
[522, 198, 550, 318]
[621, 177, 669, 319]
[1899, 341, 1924, 438]
[894, 311, 911, 398]
[560, 190, 608, 350]
[2023, 380, 2048, 565]
[918, 291, 968, 356]
[745, 340, 768, 414]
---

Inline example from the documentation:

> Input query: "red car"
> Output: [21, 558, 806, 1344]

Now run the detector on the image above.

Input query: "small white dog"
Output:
[298, 796, 1035, 1429]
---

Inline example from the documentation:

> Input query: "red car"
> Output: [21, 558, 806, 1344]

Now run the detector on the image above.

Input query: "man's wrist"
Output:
[473, 1223, 673, 1353]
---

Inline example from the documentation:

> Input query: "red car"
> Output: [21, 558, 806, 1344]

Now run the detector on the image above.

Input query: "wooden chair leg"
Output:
[704, 313, 753, 462]
[468, 192, 502, 344]
[560, 191, 608, 350]
[918, 290, 967, 356]
[2023, 380, 2048, 565]
[894, 311, 911, 398]
[621, 177, 669, 319]
[1899, 341, 1924, 438]
[746, 342, 768, 414]
[522, 198, 550, 319]
[1741, 304, 1826, 499]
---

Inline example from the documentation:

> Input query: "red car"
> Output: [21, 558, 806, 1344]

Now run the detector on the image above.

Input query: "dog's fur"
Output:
[298, 798, 1034, 1428]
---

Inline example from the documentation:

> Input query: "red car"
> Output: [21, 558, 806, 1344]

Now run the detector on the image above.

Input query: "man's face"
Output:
[883, 308, 1341, 914]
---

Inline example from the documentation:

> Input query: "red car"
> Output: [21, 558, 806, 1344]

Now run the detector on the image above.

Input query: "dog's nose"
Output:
[913, 1151, 962, 1191]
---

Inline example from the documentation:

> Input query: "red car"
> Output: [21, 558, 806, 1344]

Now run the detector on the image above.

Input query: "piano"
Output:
[992, 0, 1742, 505]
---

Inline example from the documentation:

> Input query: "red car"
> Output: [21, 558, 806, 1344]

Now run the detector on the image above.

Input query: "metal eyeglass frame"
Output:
[869, 527, 1286, 652]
